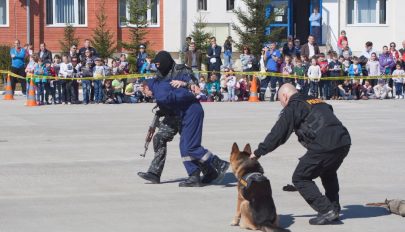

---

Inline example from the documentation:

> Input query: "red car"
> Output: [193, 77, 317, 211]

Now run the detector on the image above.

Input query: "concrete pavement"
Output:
[0, 97, 404, 232]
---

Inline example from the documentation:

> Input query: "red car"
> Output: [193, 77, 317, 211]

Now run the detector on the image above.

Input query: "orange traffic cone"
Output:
[3, 74, 14, 100]
[26, 78, 37, 107]
[248, 75, 260, 102]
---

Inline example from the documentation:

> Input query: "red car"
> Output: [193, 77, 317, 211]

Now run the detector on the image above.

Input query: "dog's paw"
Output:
[230, 217, 240, 226]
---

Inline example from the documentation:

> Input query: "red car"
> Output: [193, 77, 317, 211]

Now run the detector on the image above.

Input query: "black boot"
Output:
[210, 155, 230, 184]
[200, 164, 218, 184]
[137, 172, 160, 184]
[309, 210, 339, 225]
[179, 170, 201, 187]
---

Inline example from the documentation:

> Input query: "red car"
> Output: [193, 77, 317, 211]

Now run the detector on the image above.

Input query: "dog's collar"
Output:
[239, 172, 263, 187]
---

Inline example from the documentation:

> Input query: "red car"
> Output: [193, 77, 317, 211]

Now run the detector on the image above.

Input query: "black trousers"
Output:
[292, 145, 350, 214]
[10, 67, 27, 95]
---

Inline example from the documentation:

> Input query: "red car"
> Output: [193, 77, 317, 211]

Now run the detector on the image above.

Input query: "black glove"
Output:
[282, 184, 297, 192]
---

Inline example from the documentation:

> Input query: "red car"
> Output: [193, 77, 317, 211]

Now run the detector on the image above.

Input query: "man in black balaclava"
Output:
[138, 51, 229, 187]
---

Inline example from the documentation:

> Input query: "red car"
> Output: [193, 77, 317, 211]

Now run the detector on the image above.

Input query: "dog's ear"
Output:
[243, 143, 252, 154]
[231, 143, 240, 154]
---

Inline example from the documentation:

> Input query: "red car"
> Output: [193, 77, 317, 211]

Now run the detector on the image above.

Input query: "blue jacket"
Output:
[348, 64, 362, 77]
[10, 48, 26, 69]
[147, 75, 197, 116]
[309, 13, 321, 27]
[266, 49, 281, 72]
[34, 64, 49, 83]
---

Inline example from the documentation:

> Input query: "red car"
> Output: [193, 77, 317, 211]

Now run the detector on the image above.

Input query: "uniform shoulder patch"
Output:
[306, 98, 325, 105]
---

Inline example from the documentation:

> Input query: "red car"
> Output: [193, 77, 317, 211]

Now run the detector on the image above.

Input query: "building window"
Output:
[226, 0, 235, 11]
[0, 0, 8, 26]
[119, 0, 160, 26]
[46, 0, 87, 26]
[347, 0, 386, 25]
[198, 0, 207, 11]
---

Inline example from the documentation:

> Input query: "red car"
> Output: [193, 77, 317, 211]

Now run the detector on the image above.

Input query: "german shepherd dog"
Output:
[230, 143, 289, 232]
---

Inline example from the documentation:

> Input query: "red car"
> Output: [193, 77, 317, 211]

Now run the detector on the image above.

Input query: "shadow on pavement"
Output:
[157, 178, 186, 184]
[340, 205, 390, 220]
[279, 214, 295, 228]
[218, 172, 237, 186]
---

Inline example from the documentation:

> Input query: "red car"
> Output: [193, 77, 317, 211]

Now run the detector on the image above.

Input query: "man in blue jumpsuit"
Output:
[144, 51, 229, 187]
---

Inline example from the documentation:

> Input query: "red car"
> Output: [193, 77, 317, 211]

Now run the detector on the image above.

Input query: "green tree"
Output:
[59, 24, 79, 54]
[120, 0, 149, 54]
[189, 14, 212, 53]
[91, 0, 116, 59]
[232, 0, 282, 58]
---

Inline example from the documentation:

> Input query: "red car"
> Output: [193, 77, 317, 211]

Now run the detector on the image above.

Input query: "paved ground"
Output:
[0, 97, 404, 232]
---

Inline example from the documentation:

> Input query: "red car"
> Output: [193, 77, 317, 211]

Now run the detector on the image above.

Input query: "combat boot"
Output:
[200, 164, 218, 184]
[137, 172, 160, 184]
[309, 210, 339, 225]
[211, 155, 230, 184]
[179, 170, 202, 187]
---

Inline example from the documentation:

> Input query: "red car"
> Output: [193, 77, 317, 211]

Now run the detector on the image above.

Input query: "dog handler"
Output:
[251, 83, 351, 225]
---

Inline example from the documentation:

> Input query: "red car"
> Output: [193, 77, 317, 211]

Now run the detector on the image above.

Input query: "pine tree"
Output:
[91, 0, 116, 59]
[59, 24, 79, 54]
[232, 0, 281, 58]
[120, 0, 149, 54]
[190, 14, 212, 53]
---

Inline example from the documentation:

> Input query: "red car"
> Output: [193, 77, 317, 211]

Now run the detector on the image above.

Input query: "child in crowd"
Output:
[293, 58, 307, 95]
[362, 80, 374, 99]
[392, 62, 404, 99]
[112, 78, 124, 104]
[337, 30, 348, 53]
[124, 79, 142, 103]
[338, 79, 353, 100]
[237, 76, 248, 101]
[140, 57, 153, 80]
[25, 54, 38, 77]
[93, 58, 105, 104]
[59, 55, 74, 104]
[50, 55, 62, 104]
[80, 61, 94, 105]
[103, 80, 115, 104]
[373, 79, 392, 100]
[281, 55, 294, 83]
[348, 56, 362, 79]
[118, 54, 129, 74]
[206, 74, 221, 102]
[226, 69, 237, 102]
[34, 58, 48, 105]
[329, 52, 342, 99]
[307, 57, 321, 97]
[44, 61, 53, 104]
[318, 53, 329, 99]
[111, 59, 119, 76]
[366, 52, 381, 86]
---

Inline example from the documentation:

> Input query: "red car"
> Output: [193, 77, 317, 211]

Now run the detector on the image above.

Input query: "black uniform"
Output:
[254, 93, 351, 214]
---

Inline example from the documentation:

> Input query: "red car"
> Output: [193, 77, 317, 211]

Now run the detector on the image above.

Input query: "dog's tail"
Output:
[260, 225, 291, 232]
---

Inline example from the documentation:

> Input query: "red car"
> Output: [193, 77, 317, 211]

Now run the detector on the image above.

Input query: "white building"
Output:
[164, 0, 405, 55]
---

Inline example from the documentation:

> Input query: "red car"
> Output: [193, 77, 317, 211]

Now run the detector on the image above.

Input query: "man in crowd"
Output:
[252, 83, 351, 225]
[184, 42, 202, 79]
[79, 39, 97, 62]
[263, 42, 282, 102]
[301, 35, 320, 58]
[207, 37, 222, 79]
[9, 39, 27, 95]
[137, 44, 148, 73]
[38, 43, 53, 64]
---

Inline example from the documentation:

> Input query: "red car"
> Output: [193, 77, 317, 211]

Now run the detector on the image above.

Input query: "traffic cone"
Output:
[248, 75, 260, 102]
[3, 74, 14, 100]
[26, 78, 37, 107]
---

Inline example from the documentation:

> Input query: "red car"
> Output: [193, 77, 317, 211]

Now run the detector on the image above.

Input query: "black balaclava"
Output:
[153, 51, 175, 77]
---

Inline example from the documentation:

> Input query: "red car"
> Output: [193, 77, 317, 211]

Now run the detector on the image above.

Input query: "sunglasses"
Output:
[390, 45, 395, 47]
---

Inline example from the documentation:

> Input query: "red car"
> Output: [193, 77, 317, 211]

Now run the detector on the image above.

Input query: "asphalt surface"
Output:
[0, 97, 404, 232]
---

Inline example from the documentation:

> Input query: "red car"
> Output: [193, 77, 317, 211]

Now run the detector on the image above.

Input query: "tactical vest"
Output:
[239, 172, 268, 200]
[292, 97, 342, 149]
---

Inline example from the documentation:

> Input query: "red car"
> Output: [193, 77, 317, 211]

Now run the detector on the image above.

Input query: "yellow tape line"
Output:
[1, 69, 402, 81]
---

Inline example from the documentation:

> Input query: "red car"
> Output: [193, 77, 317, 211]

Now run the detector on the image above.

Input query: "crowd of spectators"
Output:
[6, 33, 405, 105]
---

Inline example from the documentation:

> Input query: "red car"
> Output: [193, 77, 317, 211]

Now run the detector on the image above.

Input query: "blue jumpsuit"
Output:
[147, 76, 213, 175]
